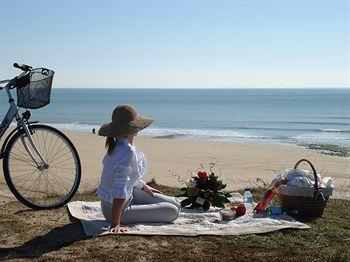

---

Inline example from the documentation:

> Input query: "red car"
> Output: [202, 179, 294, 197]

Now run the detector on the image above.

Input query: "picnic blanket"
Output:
[67, 200, 309, 236]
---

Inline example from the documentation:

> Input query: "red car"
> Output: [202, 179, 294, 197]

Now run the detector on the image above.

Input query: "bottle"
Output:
[243, 188, 253, 203]
[255, 188, 276, 213]
[254, 179, 288, 213]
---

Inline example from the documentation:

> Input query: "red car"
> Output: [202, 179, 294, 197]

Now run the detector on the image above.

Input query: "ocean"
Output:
[2, 88, 350, 149]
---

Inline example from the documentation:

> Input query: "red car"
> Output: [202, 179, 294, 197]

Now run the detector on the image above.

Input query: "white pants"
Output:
[101, 187, 181, 224]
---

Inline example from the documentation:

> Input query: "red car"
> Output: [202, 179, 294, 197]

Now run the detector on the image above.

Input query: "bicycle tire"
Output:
[3, 124, 81, 209]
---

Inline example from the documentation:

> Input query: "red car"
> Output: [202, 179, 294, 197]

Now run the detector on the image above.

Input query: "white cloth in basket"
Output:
[270, 169, 334, 198]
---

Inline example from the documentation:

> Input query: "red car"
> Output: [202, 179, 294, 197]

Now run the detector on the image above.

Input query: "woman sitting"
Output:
[97, 104, 181, 233]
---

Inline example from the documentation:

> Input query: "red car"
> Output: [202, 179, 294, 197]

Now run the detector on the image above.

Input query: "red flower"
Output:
[197, 171, 208, 179]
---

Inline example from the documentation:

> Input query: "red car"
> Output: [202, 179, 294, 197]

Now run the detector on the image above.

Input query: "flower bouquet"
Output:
[179, 170, 231, 211]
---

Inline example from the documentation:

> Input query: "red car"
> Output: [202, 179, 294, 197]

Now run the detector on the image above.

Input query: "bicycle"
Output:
[0, 63, 81, 210]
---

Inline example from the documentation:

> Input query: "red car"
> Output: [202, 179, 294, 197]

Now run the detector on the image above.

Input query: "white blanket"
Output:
[68, 201, 309, 236]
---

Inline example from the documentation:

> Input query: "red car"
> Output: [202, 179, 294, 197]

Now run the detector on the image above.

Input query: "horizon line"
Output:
[52, 86, 350, 89]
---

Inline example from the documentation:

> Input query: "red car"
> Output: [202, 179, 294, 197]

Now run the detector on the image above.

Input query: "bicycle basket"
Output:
[17, 68, 54, 109]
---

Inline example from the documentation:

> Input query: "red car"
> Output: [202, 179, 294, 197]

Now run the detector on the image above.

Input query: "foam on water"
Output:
[292, 132, 350, 148]
[45, 122, 100, 133]
[39, 123, 269, 141]
[140, 127, 270, 142]
[10, 121, 343, 149]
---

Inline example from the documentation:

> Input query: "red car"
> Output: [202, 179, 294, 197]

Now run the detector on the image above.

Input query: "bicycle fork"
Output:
[1, 85, 48, 169]
[19, 121, 49, 170]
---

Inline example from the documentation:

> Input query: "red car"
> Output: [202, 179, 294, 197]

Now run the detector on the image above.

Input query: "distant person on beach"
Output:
[92, 128, 95, 134]
[97, 105, 181, 233]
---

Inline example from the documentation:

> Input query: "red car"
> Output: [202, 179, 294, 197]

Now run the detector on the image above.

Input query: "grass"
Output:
[0, 183, 349, 261]
[307, 144, 350, 157]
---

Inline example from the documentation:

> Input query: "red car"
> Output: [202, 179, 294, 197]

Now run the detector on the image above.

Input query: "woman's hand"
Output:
[143, 184, 162, 196]
[109, 224, 127, 234]
[110, 198, 125, 233]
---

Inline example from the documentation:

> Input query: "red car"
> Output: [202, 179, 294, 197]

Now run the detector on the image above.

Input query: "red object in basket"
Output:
[254, 179, 288, 213]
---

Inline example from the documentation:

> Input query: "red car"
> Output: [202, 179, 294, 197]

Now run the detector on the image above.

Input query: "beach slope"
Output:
[0, 130, 348, 203]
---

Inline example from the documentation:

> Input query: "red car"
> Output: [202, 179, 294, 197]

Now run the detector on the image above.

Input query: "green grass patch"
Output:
[307, 143, 350, 157]
[0, 183, 349, 261]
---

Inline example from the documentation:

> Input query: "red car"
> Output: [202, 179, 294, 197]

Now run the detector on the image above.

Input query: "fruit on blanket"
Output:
[236, 205, 246, 216]
[230, 205, 246, 217]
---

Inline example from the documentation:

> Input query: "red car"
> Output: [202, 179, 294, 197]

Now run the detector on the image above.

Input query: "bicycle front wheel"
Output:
[3, 124, 81, 209]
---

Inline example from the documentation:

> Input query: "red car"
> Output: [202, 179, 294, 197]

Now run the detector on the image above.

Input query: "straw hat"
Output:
[98, 104, 154, 137]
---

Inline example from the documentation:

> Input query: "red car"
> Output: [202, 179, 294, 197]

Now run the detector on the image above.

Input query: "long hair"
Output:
[105, 137, 118, 155]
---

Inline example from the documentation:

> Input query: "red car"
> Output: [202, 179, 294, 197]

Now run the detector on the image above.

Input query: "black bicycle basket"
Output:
[17, 68, 54, 109]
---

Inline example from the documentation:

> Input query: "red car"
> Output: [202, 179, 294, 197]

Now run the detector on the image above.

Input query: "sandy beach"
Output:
[0, 130, 349, 204]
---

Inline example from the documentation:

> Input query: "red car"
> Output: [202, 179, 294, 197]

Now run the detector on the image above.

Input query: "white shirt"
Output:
[97, 137, 147, 204]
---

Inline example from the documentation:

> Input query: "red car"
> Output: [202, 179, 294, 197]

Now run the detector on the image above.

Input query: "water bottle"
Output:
[243, 188, 253, 203]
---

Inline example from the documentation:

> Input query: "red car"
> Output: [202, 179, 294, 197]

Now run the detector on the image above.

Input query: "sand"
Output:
[0, 130, 349, 204]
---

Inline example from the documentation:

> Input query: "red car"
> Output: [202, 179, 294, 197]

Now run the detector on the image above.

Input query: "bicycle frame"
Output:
[0, 79, 48, 168]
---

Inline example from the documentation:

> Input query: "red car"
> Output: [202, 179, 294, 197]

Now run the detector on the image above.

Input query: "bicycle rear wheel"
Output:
[3, 124, 81, 209]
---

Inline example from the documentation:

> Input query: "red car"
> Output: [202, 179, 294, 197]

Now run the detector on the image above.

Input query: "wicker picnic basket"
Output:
[277, 159, 331, 217]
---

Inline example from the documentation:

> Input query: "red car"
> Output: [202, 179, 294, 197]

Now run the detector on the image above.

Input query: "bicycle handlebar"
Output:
[0, 63, 33, 90]
[13, 63, 32, 72]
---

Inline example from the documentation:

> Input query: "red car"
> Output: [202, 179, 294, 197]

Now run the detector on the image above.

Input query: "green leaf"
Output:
[180, 197, 194, 208]
[214, 202, 225, 209]
[218, 196, 230, 203]
[222, 198, 230, 203]
[209, 173, 217, 181]
[224, 192, 232, 197]
[220, 184, 227, 190]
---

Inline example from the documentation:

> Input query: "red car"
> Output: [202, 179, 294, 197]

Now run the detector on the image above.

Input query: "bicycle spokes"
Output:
[4, 125, 81, 209]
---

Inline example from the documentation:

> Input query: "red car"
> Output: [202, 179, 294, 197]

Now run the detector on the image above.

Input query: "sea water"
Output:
[1, 88, 349, 149]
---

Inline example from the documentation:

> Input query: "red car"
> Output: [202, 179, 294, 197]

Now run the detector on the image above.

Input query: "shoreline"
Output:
[0, 130, 349, 205]
[153, 134, 350, 158]
[12, 123, 350, 157]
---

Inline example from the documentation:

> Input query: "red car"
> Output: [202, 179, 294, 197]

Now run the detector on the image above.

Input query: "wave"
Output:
[320, 129, 350, 133]
[10, 121, 350, 135]
[139, 127, 271, 142]
[291, 132, 350, 149]
[152, 134, 186, 139]
[283, 121, 350, 126]
[9, 121, 349, 148]
[44, 122, 100, 132]
[13, 121, 350, 136]
[227, 126, 350, 133]
[11, 122, 266, 141]
[328, 116, 350, 120]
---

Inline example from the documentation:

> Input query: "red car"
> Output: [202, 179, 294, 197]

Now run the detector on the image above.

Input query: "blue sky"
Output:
[0, 0, 348, 88]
